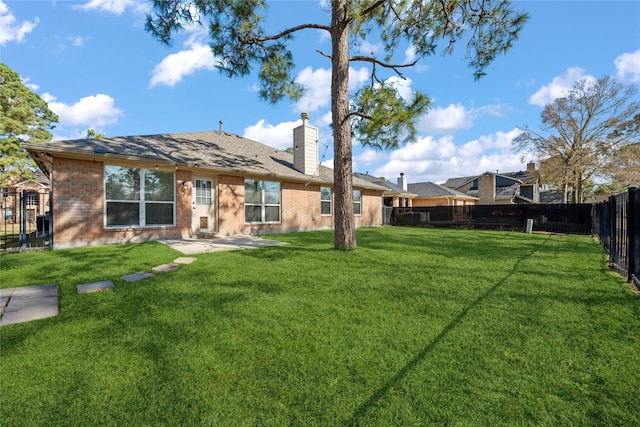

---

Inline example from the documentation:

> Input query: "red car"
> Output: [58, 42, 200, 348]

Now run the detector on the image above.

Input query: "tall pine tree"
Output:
[146, 0, 528, 249]
[0, 63, 58, 187]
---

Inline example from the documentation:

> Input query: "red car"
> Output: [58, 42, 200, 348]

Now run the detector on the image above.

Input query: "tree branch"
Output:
[347, 111, 372, 121]
[246, 23, 331, 44]
[316, 49, 332, 60]
[349, 55, 419, 79]
[359, 0, 388, 17]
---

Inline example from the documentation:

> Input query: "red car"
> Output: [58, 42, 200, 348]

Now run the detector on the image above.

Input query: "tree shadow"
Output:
[343, 234, 552, 426]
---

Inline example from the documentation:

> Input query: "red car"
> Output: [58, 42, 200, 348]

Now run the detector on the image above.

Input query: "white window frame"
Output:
[104, 165, 176, 228]
[321, 186, 332, 216]
[195, 179, 213, 206]
[244, 179, 281, 224]
[353, 190, 362, 216]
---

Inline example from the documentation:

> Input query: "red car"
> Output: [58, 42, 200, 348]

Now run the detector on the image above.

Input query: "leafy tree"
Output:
[86, 129, 106, 139]
[515, 76, 639, 203]
[608, 142, 640, 190]
[146, 0, 528, 249]
[0, 63, 58, 187]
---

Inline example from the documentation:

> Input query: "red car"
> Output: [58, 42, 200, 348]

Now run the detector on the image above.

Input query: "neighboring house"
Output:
[407, 181, 478, 207]
[25, 114, 385, 249]
[0, 172, 51, 225]
[540, 189, 565, 204]
[442, 163, 540, 204]
[353, 172, 416, 208]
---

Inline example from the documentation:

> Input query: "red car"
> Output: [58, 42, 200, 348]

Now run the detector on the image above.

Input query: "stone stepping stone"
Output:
[77, 280, 115, 294]
[174, 257, 197, 264]
[120, 272, 154, 282]
[152, 264, 179, 273]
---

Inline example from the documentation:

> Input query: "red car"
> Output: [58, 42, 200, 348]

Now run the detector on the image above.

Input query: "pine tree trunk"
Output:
[331, 0, 356, 250]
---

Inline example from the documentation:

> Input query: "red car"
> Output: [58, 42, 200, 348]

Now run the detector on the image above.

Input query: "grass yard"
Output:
[1, 227, 639, 426]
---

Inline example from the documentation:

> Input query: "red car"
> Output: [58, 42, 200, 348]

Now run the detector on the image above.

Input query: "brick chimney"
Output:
[293, 112, 319, 176]
[397, 173, 407, 191]
[527, 162, 536, 174]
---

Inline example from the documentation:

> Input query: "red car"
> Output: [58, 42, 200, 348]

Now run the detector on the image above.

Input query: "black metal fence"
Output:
[390, 203, 593, 234]
[594, 187, 639, 287]
[1, 190, 52, 252]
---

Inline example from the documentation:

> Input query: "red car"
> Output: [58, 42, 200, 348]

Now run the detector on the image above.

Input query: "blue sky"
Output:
[2, 0, 639, 184]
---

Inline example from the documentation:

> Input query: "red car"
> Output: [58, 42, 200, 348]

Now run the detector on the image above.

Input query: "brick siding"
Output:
[51, 158, 383, 248]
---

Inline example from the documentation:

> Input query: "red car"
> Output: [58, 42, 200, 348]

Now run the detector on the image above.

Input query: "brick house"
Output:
[25, 114, 385, 249]
[442, 163, 540, 204]
[407, 181, 478, 207]
[353, 172, 417, 208]
[1, 172, 51, 226]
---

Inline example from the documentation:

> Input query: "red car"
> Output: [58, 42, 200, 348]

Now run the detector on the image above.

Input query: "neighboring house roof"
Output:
[442, 175, 476, 189]
[540, 190, 565, 204]
[353, 173, 416, 197]
[443, 171, 532, 190]
[501, 170, 537, 185]
[408, 181, 478, 199]
[7, 171, 50, 189]
[25, 131, 386, 191]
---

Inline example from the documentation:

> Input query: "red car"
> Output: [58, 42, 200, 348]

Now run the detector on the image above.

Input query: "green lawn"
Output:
[1, 227, 638, 426]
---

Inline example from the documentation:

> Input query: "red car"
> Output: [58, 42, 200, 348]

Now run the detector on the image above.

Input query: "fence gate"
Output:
[1, 190, 52, 252]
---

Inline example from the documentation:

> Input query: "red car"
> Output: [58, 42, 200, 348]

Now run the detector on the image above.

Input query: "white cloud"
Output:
[528, 67, 594, 107]
[294, 66, 369, 113]
[70, 36, 85, 47]
[349, 66, 370, 90]
[371, 128, 531, 184]
[243, 119, 301, 151]
[22, 78, 39, 91]
[404, 45, 416, 63]
[150, 43, 215, 87]
[294, 67, 332, 113]
[358, 39, 382, 56]
[76, 0, 148, 15]
[384, 76, 414, 103]
[615, 50, 640, 82]
[44, 93, 124, 127]
[0, 0, 38, 45]
[418, 103, 473, 134]
[475, 128, 523, 150]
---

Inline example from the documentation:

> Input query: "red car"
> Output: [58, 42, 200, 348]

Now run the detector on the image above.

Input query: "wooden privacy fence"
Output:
[594, 187, 639, 287]
[390, 203, 593, 235]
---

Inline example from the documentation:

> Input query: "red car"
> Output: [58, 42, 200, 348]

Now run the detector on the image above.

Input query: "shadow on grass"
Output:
[344, 234, 553, 426]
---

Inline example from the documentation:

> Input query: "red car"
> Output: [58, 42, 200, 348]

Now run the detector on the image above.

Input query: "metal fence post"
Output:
[628, 187, 638, 285]
[20, 190, 26, 251]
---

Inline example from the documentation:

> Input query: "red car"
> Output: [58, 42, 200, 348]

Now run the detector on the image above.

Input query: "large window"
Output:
[321, 187, 332, 215]
[105, 166, 175, 227]
[245, 179, 281, 223]
[353, 190, 362, 216]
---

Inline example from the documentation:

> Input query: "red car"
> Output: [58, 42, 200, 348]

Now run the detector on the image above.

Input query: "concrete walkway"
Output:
[159, 235, 287, 255]
[0, 236, 285, 326]
[0, 284, 59, 326]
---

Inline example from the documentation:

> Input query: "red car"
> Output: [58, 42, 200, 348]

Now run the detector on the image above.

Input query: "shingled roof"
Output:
[408, 181, 476, 199]
[353, 173, 416, 196]
[26, 131, 385, 191]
